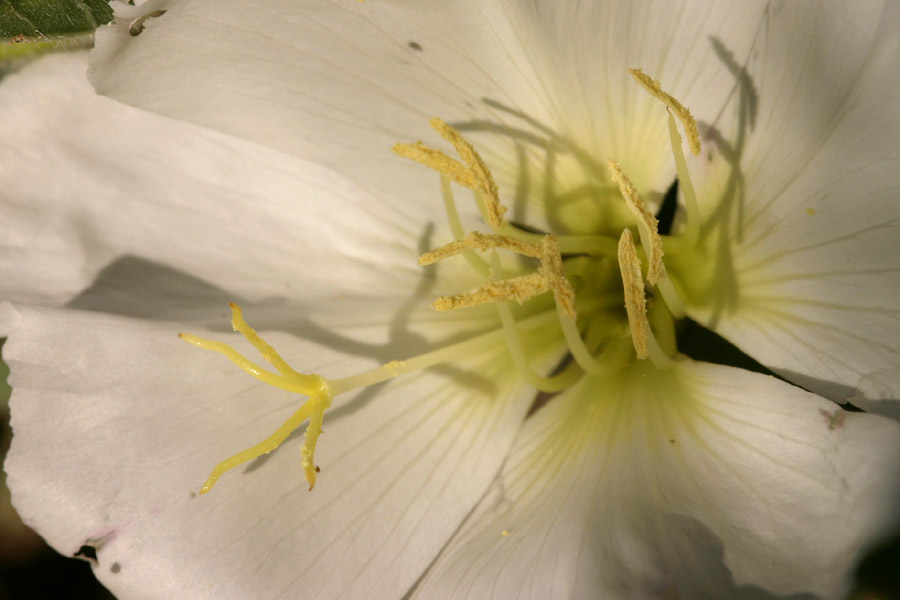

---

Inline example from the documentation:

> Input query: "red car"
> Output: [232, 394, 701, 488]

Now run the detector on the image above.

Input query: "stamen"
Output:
[429, 117, 507, 227]
[607, 159, 664, 286]
[397, 121, 609, 263]
[426, 233, 577, 321]
[392, 141, 477, 190]
[539, 236, 577, 321]
[491, 252, 582, 392]
[629, 68, 701, 155]
[419, 231, 542, 266]
[432, 272, 550, 311]
[617, 229, 650, 359]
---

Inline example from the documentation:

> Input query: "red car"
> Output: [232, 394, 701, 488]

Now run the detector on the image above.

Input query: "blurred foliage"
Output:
[1, 0, 112, 37]
[1, 0, 111, 64]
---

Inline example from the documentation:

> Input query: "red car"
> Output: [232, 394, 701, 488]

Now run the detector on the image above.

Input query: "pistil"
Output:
[182, 303, 563, 493]
[182, 67, 708, 494]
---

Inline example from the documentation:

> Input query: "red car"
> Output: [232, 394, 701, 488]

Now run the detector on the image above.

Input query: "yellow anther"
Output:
[425, 233, 576, 320]
[392, 141, 478, 190]
[429, 117, 507, 227]
[617, 229, 650, 360]
[419, 231, 542, 266]
[433, 271, 550, 311]
[607, 159, 664, 286]
[629, 68, 701, 155]
[539, 236, 577, 321]
[179, 304, 334, 493]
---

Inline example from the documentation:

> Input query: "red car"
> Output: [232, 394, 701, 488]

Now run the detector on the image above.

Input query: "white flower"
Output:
[2, 2, 900, 600]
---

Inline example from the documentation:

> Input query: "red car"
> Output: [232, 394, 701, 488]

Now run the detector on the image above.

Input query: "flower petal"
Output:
[3, 303, 552, 599]
[676, 2, 900, 404]
[0, 52, 442, 308]
[413, 360, 900, 600]
[88, 0, 769, 221]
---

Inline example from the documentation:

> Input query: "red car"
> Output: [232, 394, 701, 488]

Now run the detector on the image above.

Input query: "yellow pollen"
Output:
[425, 233, 576, 320]
[429, 117, 507, 227]
[391, 141, 478, 190]
[539, 235, 577, 321]
[629, 68, 701, 155]
[432, 271, 550, 311]
[419, 231, 542, 266]
[617, 229, 650, 360]
[607, 159, 664, 286]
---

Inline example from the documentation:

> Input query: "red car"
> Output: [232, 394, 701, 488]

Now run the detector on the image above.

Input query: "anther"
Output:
[432, 272, 550, 311]
[429, 117, 507, 228]
[617, 229, 650, 359]
[392, 141, 477, 190]
[539, 236, 577, 321]
[607, 159, 664, 286]
[419, 232, 542, 266]
[629, 68, 701, 155]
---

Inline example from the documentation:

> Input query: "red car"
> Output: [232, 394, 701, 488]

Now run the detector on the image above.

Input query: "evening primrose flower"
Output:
[2, 3, 900, 600]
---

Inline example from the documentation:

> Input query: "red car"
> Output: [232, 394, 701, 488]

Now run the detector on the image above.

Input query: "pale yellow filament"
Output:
[490, 251, 583, 392]
[438, 174, 492, 278]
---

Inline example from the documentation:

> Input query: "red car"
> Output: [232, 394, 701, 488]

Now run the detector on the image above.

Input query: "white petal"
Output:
[414, 360, 900, 600]
[0, 52, 439, 308]
[89, 0, 769, 224]
[678, 2, 900, 403]
[3, 304, 551, 599]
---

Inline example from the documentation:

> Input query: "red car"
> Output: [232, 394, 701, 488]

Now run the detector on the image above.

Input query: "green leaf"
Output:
[0, 0, 112, 39]
[0, 0, 111, 65]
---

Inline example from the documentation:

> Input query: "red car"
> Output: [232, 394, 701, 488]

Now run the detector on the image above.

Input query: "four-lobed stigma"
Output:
[180, 68, 703, 494]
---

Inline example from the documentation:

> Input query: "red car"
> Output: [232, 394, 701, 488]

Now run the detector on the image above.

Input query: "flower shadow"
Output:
[452, 101, 644, 241]
[694, 35, 759, 330]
